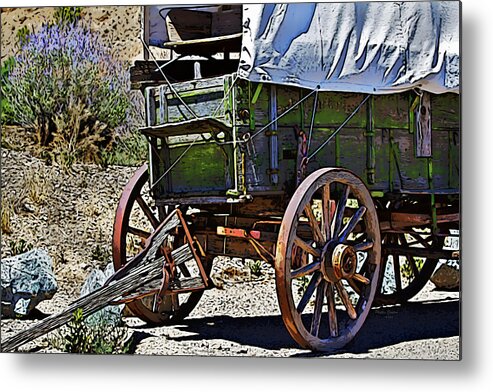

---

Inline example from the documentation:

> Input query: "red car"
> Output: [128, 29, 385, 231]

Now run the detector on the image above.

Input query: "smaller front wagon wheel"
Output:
[275, 168, 381, 351]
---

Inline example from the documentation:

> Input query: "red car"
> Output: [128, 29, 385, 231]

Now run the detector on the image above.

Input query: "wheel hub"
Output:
[321, 242, 357, 282]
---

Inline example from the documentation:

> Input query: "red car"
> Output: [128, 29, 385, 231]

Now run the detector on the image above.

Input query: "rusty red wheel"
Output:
[113, 164, 211, 325]
[275, 168, 381, 351]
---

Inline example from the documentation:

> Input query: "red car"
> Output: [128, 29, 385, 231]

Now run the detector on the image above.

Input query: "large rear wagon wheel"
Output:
[113, 164, 211, 325]
[275, 168, 381, 351]
[375, 232, 444, 305]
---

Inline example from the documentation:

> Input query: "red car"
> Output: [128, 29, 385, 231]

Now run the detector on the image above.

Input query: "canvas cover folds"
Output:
[147, 2, 460, 95]
[238, 2, 459, 94]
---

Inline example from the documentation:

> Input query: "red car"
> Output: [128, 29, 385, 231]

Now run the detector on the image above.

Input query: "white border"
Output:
[1, 1, 491, 391]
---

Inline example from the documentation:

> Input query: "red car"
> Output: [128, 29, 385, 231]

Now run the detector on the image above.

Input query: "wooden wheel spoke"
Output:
[352, 273, 370, 285]
[113, 165, 211, 326]
[392, 254, 402, 291]
[178, 263, 192, 278]
[293, 236, 321, 259]
[127, 226, 151, 240]
[353, 240, 373, 252]
[326, 282, 338, 337]
[406, 233, 431, 248]
[296, 273, 322, 313]
[310, 281, 326, 336]
[335, 281, 357, 320]
[322, 184, 332, 241]
[291, 261, 322, 279]
[339, 206, 367, 242]
[136, 195, 159, 229]
[171, 294, 180, 312]
[303, 205, 324, 244]
[332, 185, 350, 238]
[277, 168, 382, 350]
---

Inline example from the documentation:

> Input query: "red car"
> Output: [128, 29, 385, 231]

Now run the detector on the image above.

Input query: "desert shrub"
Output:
[100, 130, 148, 167]
[52, 6, 82, 27]
[50, 308, 131, 354]
[1, 197, 14, 234]
[1, 20, 133, 165]
[1, 57, 16, 124]
[8, 239, 34, 256]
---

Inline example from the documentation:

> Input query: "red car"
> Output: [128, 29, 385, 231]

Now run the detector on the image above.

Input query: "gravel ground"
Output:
[0, 146, 460, 359]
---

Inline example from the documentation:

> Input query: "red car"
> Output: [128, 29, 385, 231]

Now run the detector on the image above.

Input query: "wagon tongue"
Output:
[0, 210, 204, 353]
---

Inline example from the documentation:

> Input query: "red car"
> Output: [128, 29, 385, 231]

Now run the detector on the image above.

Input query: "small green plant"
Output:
[99, 131, 148, 167]
[1, 57, 16, 125]
[297, 275, 310, 296]
[61, 308, 92, 353]
[50, 308, 132, 354]
[53, 6, 82, 27]
[247, 259, 263, 277]
[91, 244, 111, 263]
[401, 257, 425, 282]
[16, 26, 32, 47]
[9, 239, 34, 255]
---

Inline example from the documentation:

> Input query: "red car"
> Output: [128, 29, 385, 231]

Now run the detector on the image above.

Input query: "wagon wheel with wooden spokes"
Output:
[375, 231, 445, 305]
[113, 164, 212, 325]
[275, 168, 381, 351]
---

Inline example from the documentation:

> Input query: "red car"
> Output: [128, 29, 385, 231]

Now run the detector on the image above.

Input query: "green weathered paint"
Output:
[335, 133, 340, 167]
[168, 141, 230, 194]
[428, 158, 438, 233]
[165, 86, 224, 101]
[366, 96, 376, 184]
[150, 77, 459, 198]
[409, 94, 419, 134]
[389, 129, 394, 192]
[251, 83, 263, 104]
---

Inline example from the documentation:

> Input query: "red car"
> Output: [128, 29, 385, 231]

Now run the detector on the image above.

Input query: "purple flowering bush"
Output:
[3, 21, 133, 165]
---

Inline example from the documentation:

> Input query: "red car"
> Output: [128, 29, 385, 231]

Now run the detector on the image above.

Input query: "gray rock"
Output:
[431, 263, 460, 291]
[1, 248, 58, 317]
[79, 263, 123, 326]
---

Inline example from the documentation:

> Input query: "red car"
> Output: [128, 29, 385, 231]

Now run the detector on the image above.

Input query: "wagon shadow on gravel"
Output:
[165, 299, 459, 356]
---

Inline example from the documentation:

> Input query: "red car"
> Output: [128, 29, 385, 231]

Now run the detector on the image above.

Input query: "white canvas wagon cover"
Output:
[238, 2, 460, 94]
[146, 2, 460, 95]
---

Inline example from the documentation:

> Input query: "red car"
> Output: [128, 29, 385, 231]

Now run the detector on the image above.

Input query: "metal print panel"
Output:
[1, 1, 460, 359]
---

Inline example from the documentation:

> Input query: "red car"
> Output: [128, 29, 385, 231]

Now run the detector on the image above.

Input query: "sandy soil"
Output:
[0, 145, 460, 359]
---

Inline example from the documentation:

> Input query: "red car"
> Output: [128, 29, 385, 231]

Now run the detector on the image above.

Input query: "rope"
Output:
[140, 37, 198, 119]
[150, 137, 200, 190]
[307, 94, 370, 161]
[215, 86, 320, 146]
[307, 89, 319, 151]
[211, 73, 240, 118]
[247, 87, 320, 142]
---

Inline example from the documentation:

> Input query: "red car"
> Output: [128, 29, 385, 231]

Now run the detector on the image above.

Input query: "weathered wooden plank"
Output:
[431, 93, 460, 129]
[0, 213, 202, 352]
[166, 141, 231, 194]
[140, 117, 230, 138]
[130, 60, 239, 87]
[382, 245, 460, 259]
[165, 9, 212, 41]
[211, 5, 242, 37]
[390, 211, 460, 227]
[373, 93, 409, 129]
